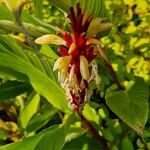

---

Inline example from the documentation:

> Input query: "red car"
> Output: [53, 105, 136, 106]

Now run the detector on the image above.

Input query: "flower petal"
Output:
[86, 38, 101, 45]
[35, 34, 66, 45]
[87, 17, 112, 37]
[68, 42, 77, 54]
[53, 56, 71, 72]
[80, 55, 90, 80]
[69, 64, 75, 82]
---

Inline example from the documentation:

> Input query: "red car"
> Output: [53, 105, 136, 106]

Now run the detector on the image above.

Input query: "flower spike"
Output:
[35, 3, 111, 113]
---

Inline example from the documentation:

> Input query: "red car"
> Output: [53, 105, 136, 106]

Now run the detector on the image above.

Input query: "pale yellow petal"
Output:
[53, 56, 71, 72]
[80, 55, 90, 80]
[69, 64, 75, 82]
[4, 0, 26, 11]
[35, 34, 66, 45]
[87, 17, 112, 37]
[86, 38, 101, 45]
[68, 42, 77, 54]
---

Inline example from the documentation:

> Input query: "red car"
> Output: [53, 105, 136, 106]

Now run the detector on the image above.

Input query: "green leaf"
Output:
[0, 35, 70, 113]
[80, 0, 106, 17]
[0, 20, 50, 37]
[0, 125, 64, 150]
[0, 5, 13, 20]
[0, 5, 56, 35]
[26, 101, 57, 132]
[0, 128, 10, 140]
[121, 137, 134, 150]
[40, 45, 58, 60]
[98, 105, 109, 120]
[101, 127, 114, 142]
[0, 80, 29, 101]
[48, 0, 70, 13]
[35, 125, 66, 150]
[65, 125, 85, 142]
[108, 120, 122, 135]
[83, 103, 99, 124]
[49, 0, 106, 17]
[62, 134, 103, 150]
[33, 0, 43, 19]
[20, 92, 40, 129]
[0, 133, 42, 150]
[0, 113, 76, 150]
[106, 78, 149, 133]
[0, 66, 26, 81]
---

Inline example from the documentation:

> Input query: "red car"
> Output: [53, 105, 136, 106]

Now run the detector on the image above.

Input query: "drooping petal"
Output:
[86, 38, 101, 45]
[35, 34, 66, 45]
[87, 17, 112, 37]
[80, 55, 90, 80]
[98, 23, 113, 32]
[53, 55, 71, 72]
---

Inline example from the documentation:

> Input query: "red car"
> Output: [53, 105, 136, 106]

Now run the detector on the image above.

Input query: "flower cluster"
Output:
[35, 3, 112, 113]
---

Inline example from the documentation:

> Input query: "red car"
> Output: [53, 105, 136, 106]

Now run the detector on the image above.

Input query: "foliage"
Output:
[0, 0, 149, 150]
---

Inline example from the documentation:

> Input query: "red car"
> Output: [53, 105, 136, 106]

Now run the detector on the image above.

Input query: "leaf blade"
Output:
[0, 80, 29, 101]
[20, 92, 40, 129]
[106, 78, 149, 133]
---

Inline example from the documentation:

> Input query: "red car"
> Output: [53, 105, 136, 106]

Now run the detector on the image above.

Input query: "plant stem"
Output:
[14, 3, 39, 53]
[78, 113, 109, 150]
[97, 45, 124, 90]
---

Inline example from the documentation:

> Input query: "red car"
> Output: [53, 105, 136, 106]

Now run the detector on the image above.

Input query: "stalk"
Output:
[13, 3, 39, 53]
[97, 45, 125, 90]
[78, 113, 109, 150]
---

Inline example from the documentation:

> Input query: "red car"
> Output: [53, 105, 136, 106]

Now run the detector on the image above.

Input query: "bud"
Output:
[35, 34, 66, 45]
[4, 0, 26, 11]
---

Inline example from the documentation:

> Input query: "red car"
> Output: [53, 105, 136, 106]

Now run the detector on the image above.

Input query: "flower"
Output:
[35, 3, 111, 113]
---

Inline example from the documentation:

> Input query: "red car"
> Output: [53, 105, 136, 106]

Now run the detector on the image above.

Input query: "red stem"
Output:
[78, 113, 109, 150]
